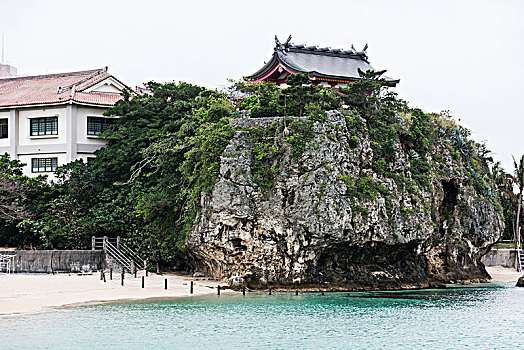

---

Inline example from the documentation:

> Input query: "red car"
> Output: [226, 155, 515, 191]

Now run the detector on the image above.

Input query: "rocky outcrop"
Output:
[186, 111, 504, 290]
[517, 275, 524, 287]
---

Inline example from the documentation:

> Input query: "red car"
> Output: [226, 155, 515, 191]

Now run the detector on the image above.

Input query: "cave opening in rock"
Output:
[439, 180, 459, 235]
[441, 180, 458, 215]
[306, 241, 427, 287]
[230, 238, 247, 251]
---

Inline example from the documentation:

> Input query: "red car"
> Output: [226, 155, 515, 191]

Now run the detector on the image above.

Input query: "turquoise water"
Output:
[1, 283, 523, 349]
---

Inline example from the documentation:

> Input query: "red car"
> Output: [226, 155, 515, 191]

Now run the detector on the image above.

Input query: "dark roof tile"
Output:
[247, 35, 399, 84]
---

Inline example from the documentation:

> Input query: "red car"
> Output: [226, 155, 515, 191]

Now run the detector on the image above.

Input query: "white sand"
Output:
[0, 272, 232, 315]
[485, 266, 522, 282]
[1, 267, 521, 315]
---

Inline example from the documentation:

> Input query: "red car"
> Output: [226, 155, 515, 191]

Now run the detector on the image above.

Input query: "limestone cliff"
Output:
[186, 111, 504, 290]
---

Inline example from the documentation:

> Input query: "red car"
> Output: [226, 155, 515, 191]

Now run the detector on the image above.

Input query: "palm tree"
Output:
[510, 155, 524, 271]
[492, 162, 511, 194]
[491, 162, 517, 241]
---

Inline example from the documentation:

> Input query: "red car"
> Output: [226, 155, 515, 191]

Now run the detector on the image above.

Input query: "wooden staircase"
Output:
[92, 236, 146, 272]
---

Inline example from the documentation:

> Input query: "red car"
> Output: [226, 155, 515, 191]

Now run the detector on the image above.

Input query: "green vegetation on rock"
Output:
[0, 69, 519, 270]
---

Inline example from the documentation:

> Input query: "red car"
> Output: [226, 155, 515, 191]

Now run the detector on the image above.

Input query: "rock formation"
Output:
[517, 275, 524, 287]
[186, 111, 504, 290]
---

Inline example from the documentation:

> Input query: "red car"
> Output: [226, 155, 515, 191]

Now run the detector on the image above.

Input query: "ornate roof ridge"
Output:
[275, 35, 369, 61]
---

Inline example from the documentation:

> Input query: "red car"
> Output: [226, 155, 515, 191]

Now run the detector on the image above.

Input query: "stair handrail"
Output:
[118, 241, 145, 269]
[92, 236, 117, 250]
[105, 243, 132, 269]
[104, 238, 133, 270]
[92, 236, 146, 271]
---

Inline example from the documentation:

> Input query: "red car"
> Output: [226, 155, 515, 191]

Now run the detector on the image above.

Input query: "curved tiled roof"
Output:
[247, 36, 399, 84]
[0, 68, 125, 108]
[277, 49, 378, 81]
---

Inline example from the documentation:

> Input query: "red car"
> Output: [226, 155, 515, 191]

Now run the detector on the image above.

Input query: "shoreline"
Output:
[1, 266, 520, 316]
[0, 272, 233, 316]
[485, 266, 521, 282]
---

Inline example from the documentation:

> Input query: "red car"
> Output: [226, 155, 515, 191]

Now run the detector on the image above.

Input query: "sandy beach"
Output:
[1, 267, 521, 315]
[0, 271, 231, 315]
[485, 266, 522, 283]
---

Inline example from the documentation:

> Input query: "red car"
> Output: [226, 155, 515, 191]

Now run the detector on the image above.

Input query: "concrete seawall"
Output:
[481, 249, 517, 268]
[0, 250, 104, 273]
[1, 248, 515, 273]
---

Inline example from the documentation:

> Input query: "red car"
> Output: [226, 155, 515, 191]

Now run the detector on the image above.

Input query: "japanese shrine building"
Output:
[246, 35, 399, 88]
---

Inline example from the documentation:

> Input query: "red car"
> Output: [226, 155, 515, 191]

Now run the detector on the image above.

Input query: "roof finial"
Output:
[275, 34, 293, 51]
[284, 34, 292, 46]
[275, 35, 281, 47]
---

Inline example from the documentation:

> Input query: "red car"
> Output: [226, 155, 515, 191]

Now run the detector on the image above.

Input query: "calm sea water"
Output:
[1, 283, 523, 350]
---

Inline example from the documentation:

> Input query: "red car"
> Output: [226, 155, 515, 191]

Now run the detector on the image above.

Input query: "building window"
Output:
[31, 158, 58, 173]
[87, 117, 116, 136]
[30, 117, 58, 136]
[0, 119, 7, 138]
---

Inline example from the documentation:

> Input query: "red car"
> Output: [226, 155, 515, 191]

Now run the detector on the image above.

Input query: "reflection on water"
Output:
[1, 283, 523, 350]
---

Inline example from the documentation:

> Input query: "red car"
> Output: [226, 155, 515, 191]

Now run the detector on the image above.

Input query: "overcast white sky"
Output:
[1, 0, 522, 172]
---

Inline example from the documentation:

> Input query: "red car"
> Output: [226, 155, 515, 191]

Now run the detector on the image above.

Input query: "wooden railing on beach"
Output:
[0, 254, 15, 274]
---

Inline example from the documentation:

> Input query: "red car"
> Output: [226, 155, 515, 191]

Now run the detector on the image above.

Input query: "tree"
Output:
[49, 82, 238, 266]
[231, 74, 342, 119]
[40, 160, 102, 249]
[491, 161, 517, 240]
[510, 155, 524, 269]
[231, 80, 282, 118]
[280, 73, 342, 118]
[0, 155, 31, 222]
[338, 69, 401, 117]
[0, 153, 51, 248]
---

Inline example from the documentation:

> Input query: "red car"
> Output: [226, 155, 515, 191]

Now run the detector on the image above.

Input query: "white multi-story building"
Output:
[0, 66, 128, 180]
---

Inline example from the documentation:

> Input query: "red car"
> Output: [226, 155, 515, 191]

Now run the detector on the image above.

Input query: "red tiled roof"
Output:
[73, 91, 123, 105]
[0, 68, 125, 108]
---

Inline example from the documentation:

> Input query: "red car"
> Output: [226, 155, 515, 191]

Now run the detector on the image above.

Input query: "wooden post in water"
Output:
[217, 285, 220, 295]
[269, 288, 272, 295]
[142, 276, 145, 288]
[242, 285, 246, 296]
[190, 281, 193, 294]
[295, 290, 298, 296]
[121, 268, 124, 286]
[165, 278, 167, 290]
[321, 291, 325, 296]
[110, 268, 113, 280]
